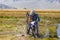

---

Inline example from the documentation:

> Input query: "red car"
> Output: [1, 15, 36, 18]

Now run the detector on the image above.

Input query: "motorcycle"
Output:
[29, 21, 38, 38]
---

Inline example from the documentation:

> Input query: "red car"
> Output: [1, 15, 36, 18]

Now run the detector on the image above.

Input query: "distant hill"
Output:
[0, 4, 17, 9]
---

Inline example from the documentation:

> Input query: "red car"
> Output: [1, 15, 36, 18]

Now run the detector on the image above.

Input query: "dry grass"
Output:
[0, 17, 58, 40]
[0, 10, 59, 40]
[0, 10, 60, 18]
[0, 35, 58, 40]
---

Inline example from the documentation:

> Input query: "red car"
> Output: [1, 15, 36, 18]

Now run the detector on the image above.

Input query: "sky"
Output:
[0, 0, 60, 9]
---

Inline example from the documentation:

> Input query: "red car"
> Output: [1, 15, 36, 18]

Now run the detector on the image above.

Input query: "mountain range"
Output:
[0, 4, 17, 9]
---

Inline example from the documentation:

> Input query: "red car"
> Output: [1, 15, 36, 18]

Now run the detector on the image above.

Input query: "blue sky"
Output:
[0, 0, 60, 9]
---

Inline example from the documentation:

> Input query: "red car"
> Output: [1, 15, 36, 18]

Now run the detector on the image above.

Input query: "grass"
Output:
[0, 11, 60, 40]
[0, 35, 58, 40]
[0, 14, 59, 40]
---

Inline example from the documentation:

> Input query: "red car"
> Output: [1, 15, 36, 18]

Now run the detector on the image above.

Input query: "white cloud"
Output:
[0, 0, 60, 9]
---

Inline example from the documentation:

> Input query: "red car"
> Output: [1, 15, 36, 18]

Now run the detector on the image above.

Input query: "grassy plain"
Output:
[0, 10, 60, 40]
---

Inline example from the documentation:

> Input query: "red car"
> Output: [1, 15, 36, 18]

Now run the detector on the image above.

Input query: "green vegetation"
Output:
[0, 10, 60, 40]
[0, 15, 60, 40]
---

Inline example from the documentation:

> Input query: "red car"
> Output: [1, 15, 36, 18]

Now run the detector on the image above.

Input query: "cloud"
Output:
[0, 0, 60, 9]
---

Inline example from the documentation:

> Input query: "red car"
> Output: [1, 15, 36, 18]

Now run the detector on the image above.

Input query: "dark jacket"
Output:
[30, 13, 40, 22]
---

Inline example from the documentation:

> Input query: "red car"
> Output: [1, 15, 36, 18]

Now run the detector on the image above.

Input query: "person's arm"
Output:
[26, 12, 28, 22]
[26, 12, 29, 23]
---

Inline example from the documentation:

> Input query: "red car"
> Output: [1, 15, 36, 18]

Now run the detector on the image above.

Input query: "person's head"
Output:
[30, 10, 35, 15]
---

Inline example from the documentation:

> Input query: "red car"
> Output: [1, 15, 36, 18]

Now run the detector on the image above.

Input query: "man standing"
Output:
[26, 10, 40, 38]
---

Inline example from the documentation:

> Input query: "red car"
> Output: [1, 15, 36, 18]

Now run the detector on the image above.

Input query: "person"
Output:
[26, 12, 31, 34]
[26, 12, 30, 24]
[26, 10, 40, 37]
